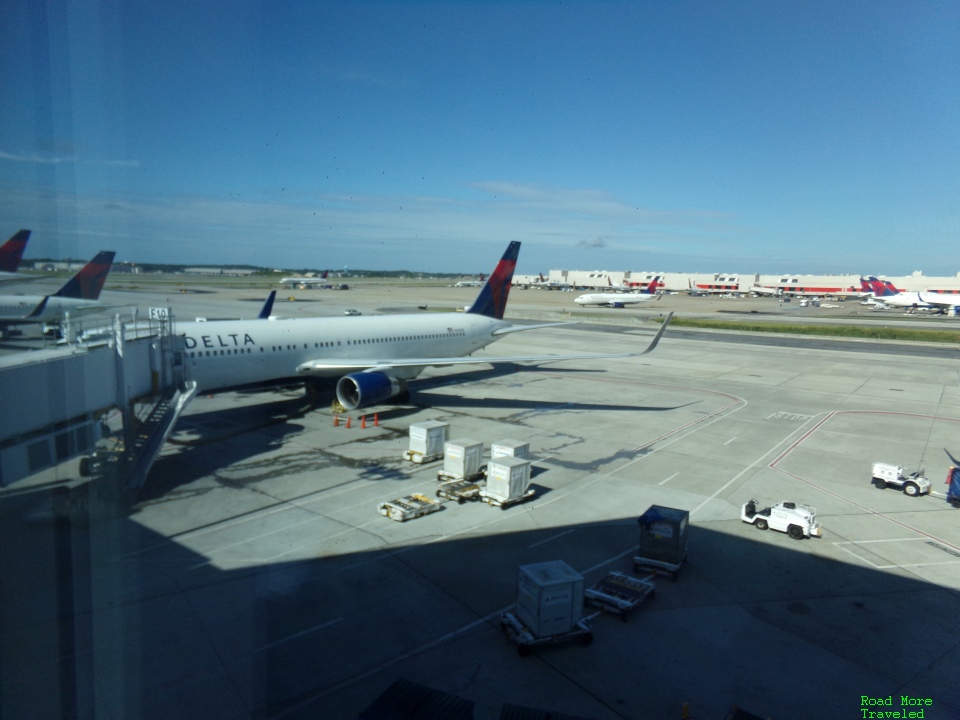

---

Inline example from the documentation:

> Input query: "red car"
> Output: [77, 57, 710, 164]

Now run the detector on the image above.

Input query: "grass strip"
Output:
[657, 316, 960, 344]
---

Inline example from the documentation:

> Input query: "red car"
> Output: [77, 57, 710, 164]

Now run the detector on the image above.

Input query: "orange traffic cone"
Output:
[345, 416, 352, 429]
[360, 415, 367, 429]
[374, 413, 379, 427]
[333, 414, 339, 426]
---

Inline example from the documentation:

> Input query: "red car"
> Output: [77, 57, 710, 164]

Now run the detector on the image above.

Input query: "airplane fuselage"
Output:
[574, 293, 657, 307]
[180, 312, 508, 393]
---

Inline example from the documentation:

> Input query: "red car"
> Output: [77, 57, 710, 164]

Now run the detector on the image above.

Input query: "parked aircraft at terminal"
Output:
[860, 277, 960, 311]
[0, 251, 116, 330]
[178, 242, 672, 410]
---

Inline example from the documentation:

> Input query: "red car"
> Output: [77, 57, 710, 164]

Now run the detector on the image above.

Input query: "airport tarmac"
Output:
[2, 281, 960, 720]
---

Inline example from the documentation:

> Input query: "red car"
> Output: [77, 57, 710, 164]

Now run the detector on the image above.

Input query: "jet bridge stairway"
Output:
[124, 381, 197, 489]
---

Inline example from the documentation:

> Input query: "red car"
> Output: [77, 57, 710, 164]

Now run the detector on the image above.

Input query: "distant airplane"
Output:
[179, 241, 673, 410]
[279, 270, 330, 288]
[574, 276, 662, 307]
[0, 251, 116, 330]
[455, 274, 486, 288]
[605, 276, 661, 292]
[533, 273, 572, 290]
[862, 277, 960, 311]
[258, 291, 277, 319]
[0, 230, 34, 285]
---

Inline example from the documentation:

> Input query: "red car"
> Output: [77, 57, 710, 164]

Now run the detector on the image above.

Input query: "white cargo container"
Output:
[515, 560, 584, 638]
[485, 456, 531, 502]
[491, 439, 530, 460]
[405, 421, 448, 462]
[442, 439, 484, 479]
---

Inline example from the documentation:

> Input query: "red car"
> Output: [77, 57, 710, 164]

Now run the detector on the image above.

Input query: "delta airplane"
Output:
[862, 277, 960, 312]
[0, 251, 116, 328]
[0, 230, 33, 285]
[533, 273, 572, 290]
[279, 270, 330, 288]
[179, 242, 673, 410]
[859, 277, 931, 310]
[574, 277, 661, 307]
[455, 274, 486, 288]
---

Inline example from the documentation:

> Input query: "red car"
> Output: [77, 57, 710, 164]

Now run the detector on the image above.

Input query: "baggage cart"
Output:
[947, 467, 960, 508]
[633, 505, 689, 580]
[377, 493, 443, 522]
[633, 553, 685, 580]
[436, 478, 485, 504]
[403, 449, 443, 464]
[499, 611, 593, 657]
[437, 468, 486, 483]
[404, 420, 448, 463]
[441, 439, 484, 480]
[584, 571, 656, 620]
[479, 487, 535, 509]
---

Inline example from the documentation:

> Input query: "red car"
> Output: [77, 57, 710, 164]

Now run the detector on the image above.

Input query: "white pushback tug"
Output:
[741, 499, 822, 539]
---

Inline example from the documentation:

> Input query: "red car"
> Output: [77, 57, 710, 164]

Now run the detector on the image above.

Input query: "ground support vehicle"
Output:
[871, 462, 931, 496]
[402, 449, 443, 464]
[437, 468, 486, 483]
[499, 611, 593, 657]
[479, 487, 535, 510]
[584, 572, 655, 620]
[947, 467, 960, 508]
[377, 494, 443, 522]
[436, 478, 486, 504]
[741, 499, 821, 539]
[632, 553, 685, 580]
[633, 505, 688, 580]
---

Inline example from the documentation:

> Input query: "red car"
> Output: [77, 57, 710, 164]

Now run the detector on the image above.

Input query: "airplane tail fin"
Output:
[466, 241, 520, 319]
[258, 290, 276, 319]
[54, 251, 116, 300]
[0, 230, 31, 272]
[644, 275, 660, 294]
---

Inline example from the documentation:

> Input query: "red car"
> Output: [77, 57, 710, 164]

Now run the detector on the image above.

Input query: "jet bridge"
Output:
[0, 311, 194, 488]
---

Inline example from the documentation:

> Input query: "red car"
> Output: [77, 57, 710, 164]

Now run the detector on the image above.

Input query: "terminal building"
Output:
[516, 270, 960, 295]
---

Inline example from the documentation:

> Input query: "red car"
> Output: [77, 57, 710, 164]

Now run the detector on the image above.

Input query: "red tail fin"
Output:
[0, 229, 30, 272]
[54, 251, 116, 299]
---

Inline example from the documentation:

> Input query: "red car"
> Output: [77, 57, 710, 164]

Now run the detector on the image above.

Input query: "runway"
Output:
[2, 282, 960, 719]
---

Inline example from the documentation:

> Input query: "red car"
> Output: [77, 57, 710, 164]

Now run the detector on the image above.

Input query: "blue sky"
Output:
[1, 1, 959, 275]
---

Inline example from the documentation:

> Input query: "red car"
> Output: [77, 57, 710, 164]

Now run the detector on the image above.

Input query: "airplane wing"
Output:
[297, 313, 672, 375]
[492, 321, 579, 336]
[0, 273, 47, 286]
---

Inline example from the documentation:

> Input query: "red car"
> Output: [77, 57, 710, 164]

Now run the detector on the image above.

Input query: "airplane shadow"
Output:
[407, 391, 693, 415]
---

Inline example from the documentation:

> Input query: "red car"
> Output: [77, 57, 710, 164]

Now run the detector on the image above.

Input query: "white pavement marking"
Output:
[527, 529, 575, 548]
[689, 413, 830, 518]
[254, 617, 343, 654]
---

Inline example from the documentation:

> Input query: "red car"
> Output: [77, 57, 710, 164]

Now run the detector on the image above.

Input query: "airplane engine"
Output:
[336, 371, 407, 410]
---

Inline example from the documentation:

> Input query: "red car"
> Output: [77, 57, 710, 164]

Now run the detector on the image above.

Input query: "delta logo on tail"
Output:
[54, 251, 116, 300]
[465, 241, 519, 319]
[0, 230, 30, 273]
